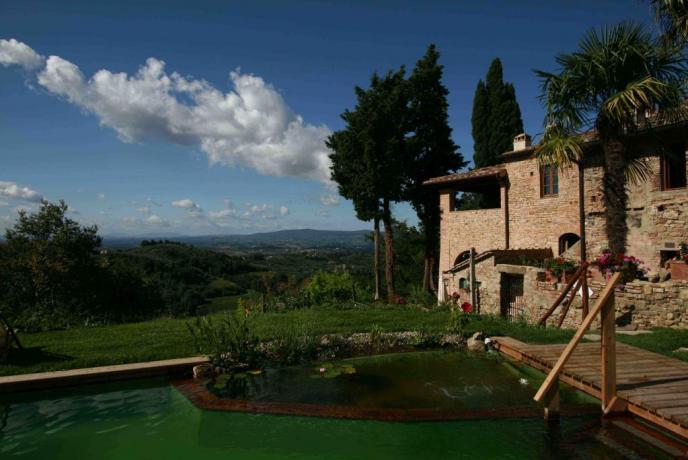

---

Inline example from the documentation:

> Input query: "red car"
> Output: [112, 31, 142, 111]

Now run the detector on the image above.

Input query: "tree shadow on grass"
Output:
[5, 347, 73, 368]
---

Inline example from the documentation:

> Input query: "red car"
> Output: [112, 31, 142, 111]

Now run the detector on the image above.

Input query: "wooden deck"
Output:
[494, 337, 688, 440]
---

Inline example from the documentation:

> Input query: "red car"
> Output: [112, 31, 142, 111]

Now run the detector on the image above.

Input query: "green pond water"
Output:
[209, 350, 593, 410]
[0, 351, 671, 459]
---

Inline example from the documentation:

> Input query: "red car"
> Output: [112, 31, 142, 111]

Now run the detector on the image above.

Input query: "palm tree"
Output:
[534, 23, 687, 256]
[651, 0, 688, 44]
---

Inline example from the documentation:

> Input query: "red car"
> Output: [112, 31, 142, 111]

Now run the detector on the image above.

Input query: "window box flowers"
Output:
[545, 257, 579, 283]
[594, 250, 644, 283]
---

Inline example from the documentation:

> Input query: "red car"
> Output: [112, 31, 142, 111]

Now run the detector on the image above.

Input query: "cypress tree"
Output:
[407, 44, 466, 292]
[471, 80, 490, 168]
[471, 58, 524, 168]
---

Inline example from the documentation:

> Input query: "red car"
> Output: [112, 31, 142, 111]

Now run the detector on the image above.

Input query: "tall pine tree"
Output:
[328, 69, 409, 302]
[407, 44, 466, 292]
[471, 58, 524, 168]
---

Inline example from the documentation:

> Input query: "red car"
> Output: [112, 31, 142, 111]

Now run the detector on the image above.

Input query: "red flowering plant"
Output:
[545, 257, 578, 278]
[680, 242, 688, 263]
[595, 249, 645, 283]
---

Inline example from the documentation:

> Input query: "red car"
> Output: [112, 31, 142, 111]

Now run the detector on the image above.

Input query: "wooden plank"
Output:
[534, 272, 621, 403]
[556, 277, 582, 328]
[0, 356, 209, 393]
[627, 403, 688, 438]
[538, 262, 588, 325]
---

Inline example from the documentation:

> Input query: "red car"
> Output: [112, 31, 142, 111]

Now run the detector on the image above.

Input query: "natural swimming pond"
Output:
[0, 351, 673, 459]
[194, 350, 595, 418]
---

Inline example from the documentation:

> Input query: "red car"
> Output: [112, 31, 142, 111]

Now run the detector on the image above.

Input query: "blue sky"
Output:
[0, 0, 652, 236]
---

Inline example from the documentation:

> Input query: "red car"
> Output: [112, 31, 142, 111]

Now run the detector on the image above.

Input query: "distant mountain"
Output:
[103, 229, 372, 250]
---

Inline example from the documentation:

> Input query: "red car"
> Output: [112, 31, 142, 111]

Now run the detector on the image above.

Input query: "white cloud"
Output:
[171, 198, 199, 209]
[0, 39, 44, 71]
[97, 193, 106, 200]
[320, 193, 340, 207]
[279, 205, 289, 216]
[209, 208, 235, 219]
[146, 214, 169, 226]
[136, 206, 151, 215]
[2, 38, 333, 182]
[0, 180, 43, 202]
[0, 200, 9, 208]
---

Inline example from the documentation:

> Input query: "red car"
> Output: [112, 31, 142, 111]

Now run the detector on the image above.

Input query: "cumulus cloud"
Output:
[146, 214, 169, 226]
[209, 208, 236, 219]
[0, 39, 44, 71]
[0, 38, 332, 183]
[320, 193, 340, 207]
[0, 180, 43, 202]
[208, 201, 288, 223]
[172, 198, 199, 209]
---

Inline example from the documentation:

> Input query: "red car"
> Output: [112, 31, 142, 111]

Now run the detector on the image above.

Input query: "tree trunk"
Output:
[381, 199, 396, 302]
[373, 217, 382, 301]
[602, 137, 629, 255]
[422, 227, 437, 293]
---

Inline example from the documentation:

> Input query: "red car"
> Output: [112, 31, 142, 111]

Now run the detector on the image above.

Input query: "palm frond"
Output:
[624, 157, 655, 185]
[603, 77, 669, 125]
[534, 127, 584, 168]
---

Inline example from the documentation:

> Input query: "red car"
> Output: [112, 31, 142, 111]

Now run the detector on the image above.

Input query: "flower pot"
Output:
[669, 260, 688, 281]
[545, 269, 558, 283]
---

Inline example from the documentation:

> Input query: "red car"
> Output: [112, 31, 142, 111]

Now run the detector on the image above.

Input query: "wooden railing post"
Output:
[534, 272, 621, 404]
[601, 287, 625, 414]
[538, 262, 589, 326]
[543, 375, 560, 420]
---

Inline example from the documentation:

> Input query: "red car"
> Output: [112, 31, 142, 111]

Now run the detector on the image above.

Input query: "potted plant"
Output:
[594, 249, 644, 283]
[669, 242, 688, 281]
[546, 257, 578, 283]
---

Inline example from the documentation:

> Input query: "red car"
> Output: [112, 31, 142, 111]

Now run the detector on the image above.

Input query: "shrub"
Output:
[270, 321, 319, 366]
[407, 285, 436, 307]
[187, 313, 264, 371]
[303, 270, 355, 305]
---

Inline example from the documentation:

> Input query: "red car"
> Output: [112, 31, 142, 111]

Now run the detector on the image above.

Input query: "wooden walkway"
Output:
[0, 356, 208, 393]
[494, 337, 688, 440]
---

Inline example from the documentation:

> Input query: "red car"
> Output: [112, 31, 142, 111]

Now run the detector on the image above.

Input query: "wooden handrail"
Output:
[538, 261, 589, 325]
[555, 277, 582, 328]
[534, 272, 621, 403]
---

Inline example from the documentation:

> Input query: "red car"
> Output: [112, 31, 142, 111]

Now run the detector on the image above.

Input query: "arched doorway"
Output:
[454, 250, 471, 267]
[559, 233, 580, 255]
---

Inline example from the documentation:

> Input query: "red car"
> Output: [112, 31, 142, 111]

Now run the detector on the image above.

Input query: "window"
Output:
[661, 144, 687, 190]
[541, 165, 558, 196]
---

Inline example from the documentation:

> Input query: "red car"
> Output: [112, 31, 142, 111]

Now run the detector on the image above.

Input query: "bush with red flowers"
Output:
[594, 249, 644, 283]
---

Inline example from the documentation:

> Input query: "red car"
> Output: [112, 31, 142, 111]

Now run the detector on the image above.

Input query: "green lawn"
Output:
[3, 307, 687, 377]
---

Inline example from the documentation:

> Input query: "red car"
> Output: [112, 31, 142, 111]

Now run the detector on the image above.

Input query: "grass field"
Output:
[2, 307, 687, 376]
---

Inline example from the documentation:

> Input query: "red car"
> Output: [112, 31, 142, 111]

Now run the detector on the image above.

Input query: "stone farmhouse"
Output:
[425, 124, 688, 329]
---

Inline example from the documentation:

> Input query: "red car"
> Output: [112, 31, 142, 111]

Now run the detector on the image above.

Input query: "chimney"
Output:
[513, 133, 532, 151]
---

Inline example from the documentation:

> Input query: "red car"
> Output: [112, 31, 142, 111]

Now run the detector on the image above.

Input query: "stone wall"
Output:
[438, 156, 579, 275]
[438, 201, 505, 276]
[438, 146, 688, 277]
[583, 151, 688, 271]
[507, 158, 580, 251]
[446, 259, 688, 330]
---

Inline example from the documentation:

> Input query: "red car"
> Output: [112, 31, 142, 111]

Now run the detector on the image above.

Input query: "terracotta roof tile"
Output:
[423, 164, 507, 186]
